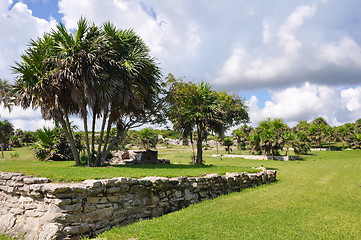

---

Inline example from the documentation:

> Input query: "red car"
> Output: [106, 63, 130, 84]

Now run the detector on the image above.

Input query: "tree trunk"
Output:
[60, 115, 80, 166]
[101, 122, 128, 166]
[82, 109, 92, 167]
[95, 107, 108, 167]
[91, 110, 97, 156]
[195, 127, 203, 165]
[190, 132, 195, 162]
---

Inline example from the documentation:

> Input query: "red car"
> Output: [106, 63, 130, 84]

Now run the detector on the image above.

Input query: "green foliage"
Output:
[232, 125, 253, 150]
[136, 127, 158, 150]
[9, 152, 20, 158]
[0, 120, 14, 144]
[165, 74, 249, 164]
[249, 118, 288, 156]
[32, 126, 83, 161]
[223, 136, 233, 154]
[0, 78, 14, 112]
[12, 17, 161, 167]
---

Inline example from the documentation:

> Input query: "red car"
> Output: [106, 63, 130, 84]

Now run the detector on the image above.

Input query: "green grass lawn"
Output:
[90, 150, 361, 240]
[0, 147, 257, 182]
[1, 148, 361, 239]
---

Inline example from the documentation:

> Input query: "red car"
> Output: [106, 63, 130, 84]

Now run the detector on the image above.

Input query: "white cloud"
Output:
[341, 87, 361, 112]
[277, 5, 316, 57]
[0, 1, 56, 81]
[249, 83, 361, 126]
[317, 36, 361, 68]
[0, 2, 56, 130]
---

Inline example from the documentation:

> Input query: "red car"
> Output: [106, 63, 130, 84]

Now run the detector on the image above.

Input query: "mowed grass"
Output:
[91, 150, 361, 240]
[0, 147, 257, 182]
[1, 147, 361, 239]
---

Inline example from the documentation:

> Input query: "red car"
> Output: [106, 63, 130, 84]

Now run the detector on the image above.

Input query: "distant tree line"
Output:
[232, 117, 361, 156]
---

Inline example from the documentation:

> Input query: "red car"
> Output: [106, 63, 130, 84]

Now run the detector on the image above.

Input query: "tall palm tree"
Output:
[13, 18, 161, 166]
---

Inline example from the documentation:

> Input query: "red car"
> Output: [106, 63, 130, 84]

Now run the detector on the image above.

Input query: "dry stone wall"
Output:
[0, 170, 276, 240]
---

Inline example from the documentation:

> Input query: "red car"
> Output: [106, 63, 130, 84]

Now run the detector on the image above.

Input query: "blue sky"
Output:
[1, 0, 361, 130]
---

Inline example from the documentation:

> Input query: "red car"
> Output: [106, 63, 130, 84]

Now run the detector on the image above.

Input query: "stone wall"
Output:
[0, 170, 276, 240]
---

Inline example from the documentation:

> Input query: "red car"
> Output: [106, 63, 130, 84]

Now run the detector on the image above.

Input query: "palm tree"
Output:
[249, 118, 288, 158]
[12, 18, 161, 166]
[309, 117, 330, 147]
[0, 79, 14, 113]
[165, 76, 249, 164]
[232, 125, 252, 150]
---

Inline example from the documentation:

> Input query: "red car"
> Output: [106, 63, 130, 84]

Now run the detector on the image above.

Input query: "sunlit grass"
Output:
[90, 150, 361, 240]
[0, 147, 258, 182]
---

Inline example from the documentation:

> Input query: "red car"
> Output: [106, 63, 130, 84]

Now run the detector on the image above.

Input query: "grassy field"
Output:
[90, 150, 361, 240]
[1, 147, 360, 239]
[0, 147, 257, 182]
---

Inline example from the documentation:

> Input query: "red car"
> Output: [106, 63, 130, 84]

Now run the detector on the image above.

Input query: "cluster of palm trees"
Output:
[233, 117, 361, 156]
[11, 18, 161, 166]
[165, 74, 249, 164]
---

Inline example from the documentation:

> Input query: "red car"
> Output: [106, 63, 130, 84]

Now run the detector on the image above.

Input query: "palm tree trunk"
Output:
[101, 124, 128, 166]
[95, 107, 108, 166]
[60, 114, 80, 166]
[190, 132, 195, 162]
[91, 110, 97, 156]
[82, 108, 92, 166]
[195, 126, 203, 165]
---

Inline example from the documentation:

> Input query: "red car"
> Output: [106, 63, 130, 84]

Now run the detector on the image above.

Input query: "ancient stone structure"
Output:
[0, 170, 276, 240]
[110, 150, 170, 165]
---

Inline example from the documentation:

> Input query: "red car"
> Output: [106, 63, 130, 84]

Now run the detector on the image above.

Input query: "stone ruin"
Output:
[109, 150, 170, 165]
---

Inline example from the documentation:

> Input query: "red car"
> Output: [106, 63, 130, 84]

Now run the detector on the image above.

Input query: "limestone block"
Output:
[87, 196, 108, 204]
[129, 184, 146, 193]
[38, 223, 62, 240]
[107, 187, 121, 194]
[0, 172, 23, 180]
[23, 177, 50, 184]
[62, 224, 91, 235]
[59, 203, 82, 212]
[107, 195, 120, 202]
[174, 190, 182, 198]
[150, 207, 164, 217]
[24, 209, 44, 217]
[184, 189, 195, 201]
[114, 177, 139, 185]
[83, 179, 103, 188]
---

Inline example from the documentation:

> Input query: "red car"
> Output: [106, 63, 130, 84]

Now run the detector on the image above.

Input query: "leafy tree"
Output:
[223, 136, 233, 154]
[165, 74, 249, 164]
[12, 18, 161, 166]
[308, 117, 330, 147]
[232, 125, 253, 150]
[136, 127, 158, 150]
[249, 118, 288, 157]
[0, 120, 14, 157]
[32, 126, 83, 161]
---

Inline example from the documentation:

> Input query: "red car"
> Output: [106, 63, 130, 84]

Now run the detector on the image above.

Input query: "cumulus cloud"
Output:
[249, 83, 361, 127]
[214, 1, 361, 91]
[0, 1, 56, 81]
[0, 1, 56, 130]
